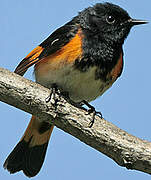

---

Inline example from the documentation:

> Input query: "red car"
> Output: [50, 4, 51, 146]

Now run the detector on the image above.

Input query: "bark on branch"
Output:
[0, 67, 151, 175]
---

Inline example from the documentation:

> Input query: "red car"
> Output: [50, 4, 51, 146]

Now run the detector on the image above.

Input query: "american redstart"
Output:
[3, 2, 147, 177]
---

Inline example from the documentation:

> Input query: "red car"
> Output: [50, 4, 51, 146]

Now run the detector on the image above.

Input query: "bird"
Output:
[3, 2, 147, 177]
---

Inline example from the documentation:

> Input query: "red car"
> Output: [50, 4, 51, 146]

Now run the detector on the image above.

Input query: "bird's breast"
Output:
[35, 63, 109, 102]
[34, 53, 123, 103]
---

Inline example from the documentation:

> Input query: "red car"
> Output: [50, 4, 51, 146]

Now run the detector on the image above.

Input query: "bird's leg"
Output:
[46, 87, 103, 127]
[45, 84, 60, 109]
[82, 100, 103, 128]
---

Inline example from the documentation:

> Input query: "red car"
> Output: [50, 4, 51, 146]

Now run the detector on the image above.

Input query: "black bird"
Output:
[4, 2, 147, 177]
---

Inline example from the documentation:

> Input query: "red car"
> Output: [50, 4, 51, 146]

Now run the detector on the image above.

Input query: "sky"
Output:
[0, 0, 151, 179]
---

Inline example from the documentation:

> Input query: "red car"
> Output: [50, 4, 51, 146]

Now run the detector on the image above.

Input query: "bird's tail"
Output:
[3, 115, 54, 177]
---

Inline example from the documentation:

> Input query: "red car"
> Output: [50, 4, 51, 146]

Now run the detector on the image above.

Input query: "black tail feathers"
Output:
[3, 138, 48, 177]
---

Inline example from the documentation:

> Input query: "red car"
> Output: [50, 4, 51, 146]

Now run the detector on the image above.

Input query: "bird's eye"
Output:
[106, 15, 115, 24]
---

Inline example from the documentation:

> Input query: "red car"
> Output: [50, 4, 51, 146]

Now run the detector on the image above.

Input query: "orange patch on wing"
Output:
[15, 46, 44, 75]
[25, 46, 44, 59]
[58, 29, 83, 63]
[35, 29, 83, 74]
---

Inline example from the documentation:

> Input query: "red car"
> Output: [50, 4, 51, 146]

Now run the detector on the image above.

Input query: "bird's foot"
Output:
[82, 100, 103, 128]
[45, 84, 61, 110]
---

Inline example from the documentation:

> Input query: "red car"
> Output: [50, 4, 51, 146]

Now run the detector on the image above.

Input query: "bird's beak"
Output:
[128, 18, 148, 26]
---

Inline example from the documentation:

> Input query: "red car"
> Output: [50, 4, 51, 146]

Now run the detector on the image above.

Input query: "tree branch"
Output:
[0, 67, 151, 175]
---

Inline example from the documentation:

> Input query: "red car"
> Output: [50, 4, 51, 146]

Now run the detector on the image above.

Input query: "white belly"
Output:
[35, 65, 110, 103]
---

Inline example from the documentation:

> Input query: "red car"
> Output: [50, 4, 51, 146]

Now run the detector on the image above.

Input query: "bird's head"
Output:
[77, 3, 148, 45]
